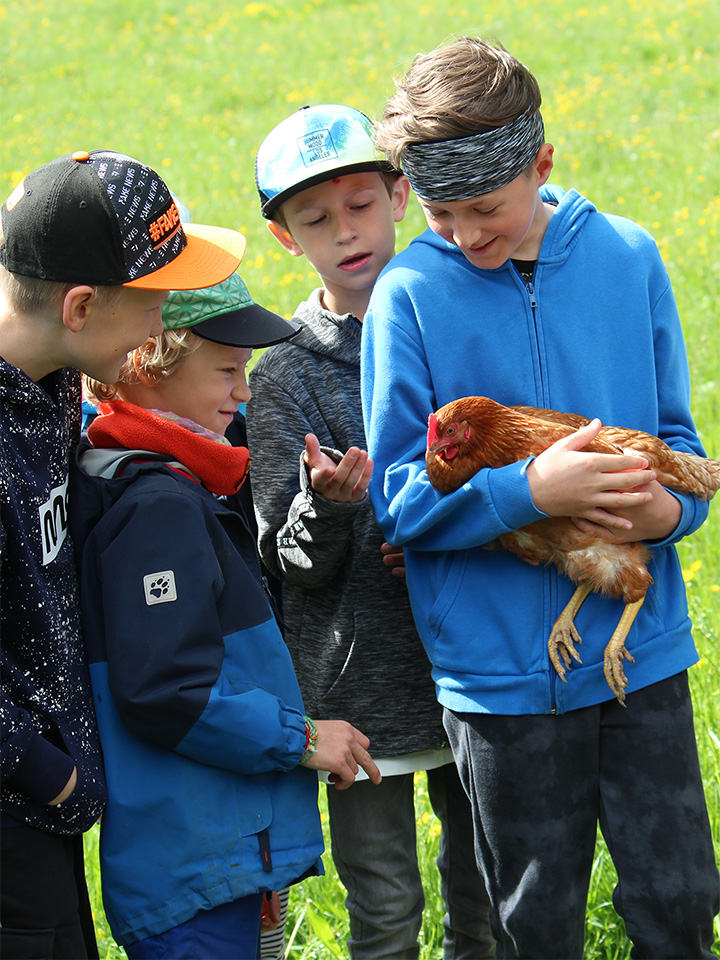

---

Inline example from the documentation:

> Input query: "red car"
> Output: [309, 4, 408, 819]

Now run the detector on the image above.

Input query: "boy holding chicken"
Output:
[248, 104, 493, 958]
[360, 36, 719, 958]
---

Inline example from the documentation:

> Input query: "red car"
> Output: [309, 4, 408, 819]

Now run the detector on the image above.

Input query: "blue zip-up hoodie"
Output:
[361, 185, 708, 716]
[70, 424, 323, 946]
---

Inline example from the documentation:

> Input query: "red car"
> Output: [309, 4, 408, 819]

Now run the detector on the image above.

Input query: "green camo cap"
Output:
[162, 271, 300, 348]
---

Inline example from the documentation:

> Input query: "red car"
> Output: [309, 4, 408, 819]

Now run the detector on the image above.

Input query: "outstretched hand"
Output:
[527, 418, 658, 528]
[304, 434, 373, 503]
[302, 720, 382, 790]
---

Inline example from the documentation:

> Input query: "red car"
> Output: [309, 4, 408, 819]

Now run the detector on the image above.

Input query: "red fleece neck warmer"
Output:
[87, 400, 250, 496]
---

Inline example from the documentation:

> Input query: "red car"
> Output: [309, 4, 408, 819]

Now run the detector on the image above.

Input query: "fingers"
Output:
[561, 422, 656, 486]
[303, 433, 322, 467]
[599, 462, 655, 490]
[572, 513, 632, 537]
[305, 435, 374, 502]
[381, 543, 407, 578]
[563, 417, 603, 449]
[349, 735, 382, 786]
[333, 448, 373, 501]
[330, 748, 382, 791]
[308, 721, 382, 790]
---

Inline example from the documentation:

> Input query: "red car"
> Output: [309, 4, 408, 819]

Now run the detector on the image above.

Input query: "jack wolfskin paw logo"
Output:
[143, 570, 177, 606]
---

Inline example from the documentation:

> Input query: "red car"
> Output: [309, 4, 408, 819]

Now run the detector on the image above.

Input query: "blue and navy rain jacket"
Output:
[71, 441, 323, 946]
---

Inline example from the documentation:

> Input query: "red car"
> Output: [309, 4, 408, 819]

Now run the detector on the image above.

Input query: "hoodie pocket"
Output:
[423, 549, 470, 639]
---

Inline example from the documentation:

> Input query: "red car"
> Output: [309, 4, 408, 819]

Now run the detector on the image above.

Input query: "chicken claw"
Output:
[603, 640, 635, 705]
[547, 582, 593, 682]
[602, 597, 644, 705]
[548, 624, 583, 681]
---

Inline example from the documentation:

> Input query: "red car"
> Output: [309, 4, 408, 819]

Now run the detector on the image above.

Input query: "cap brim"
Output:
[123, 224, 247, 290]
[261, 160, 394, 219]
[192, 302, 301, 348]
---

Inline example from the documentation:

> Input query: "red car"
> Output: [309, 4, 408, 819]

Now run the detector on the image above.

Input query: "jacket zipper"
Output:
[517, 269, 558, 713]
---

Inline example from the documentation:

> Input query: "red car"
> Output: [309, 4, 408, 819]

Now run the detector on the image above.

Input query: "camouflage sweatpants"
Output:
[444, 671, 719, 959]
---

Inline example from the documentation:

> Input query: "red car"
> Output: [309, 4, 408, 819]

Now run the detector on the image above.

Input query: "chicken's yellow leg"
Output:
[548, 581, 593, 681]
[603, 597, 644, 705]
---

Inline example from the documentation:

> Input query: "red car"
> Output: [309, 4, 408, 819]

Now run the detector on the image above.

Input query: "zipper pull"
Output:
[526, 280, 538, 310]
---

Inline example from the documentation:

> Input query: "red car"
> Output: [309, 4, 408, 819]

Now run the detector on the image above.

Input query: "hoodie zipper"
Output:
[525, 278, 547, 404]
[514, 266, 559, 712]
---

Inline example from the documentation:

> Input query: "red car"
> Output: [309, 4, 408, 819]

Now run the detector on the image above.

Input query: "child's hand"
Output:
[302, 720, 381, 790]
[48, 767, 77, 806]
[571, 479, 682, 542]
[380, 542, 406, 578]
[261, 891, 282, 932]
[527, 419, 657, 528]
[304, 434, 373, 503]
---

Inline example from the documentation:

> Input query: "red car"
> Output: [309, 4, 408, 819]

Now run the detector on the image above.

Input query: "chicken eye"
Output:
[446, 425, 457, 437]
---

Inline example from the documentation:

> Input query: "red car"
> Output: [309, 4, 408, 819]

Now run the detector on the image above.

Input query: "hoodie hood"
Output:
[271, 288, 362, 366]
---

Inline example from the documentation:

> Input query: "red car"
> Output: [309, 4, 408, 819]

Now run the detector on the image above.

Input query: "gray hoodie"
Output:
[247, 290, 445, 756]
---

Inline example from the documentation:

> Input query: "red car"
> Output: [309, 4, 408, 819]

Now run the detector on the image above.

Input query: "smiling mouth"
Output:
[467, 237, 496, 255]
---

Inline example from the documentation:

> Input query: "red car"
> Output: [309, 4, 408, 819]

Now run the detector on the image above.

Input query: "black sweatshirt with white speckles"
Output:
[1, 359, 106, 834]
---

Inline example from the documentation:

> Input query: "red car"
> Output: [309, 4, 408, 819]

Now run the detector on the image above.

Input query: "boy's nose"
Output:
[452, 218, 483, 251]
[334, 215, 357, 244]
[232, 381, 251, 403]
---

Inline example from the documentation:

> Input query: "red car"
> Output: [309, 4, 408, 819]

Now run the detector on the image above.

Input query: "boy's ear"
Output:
[533, 143, 555, 187]
[267, 220, 304, 258]
[61, 286, 97, 333]
[392, 175, 411, 223]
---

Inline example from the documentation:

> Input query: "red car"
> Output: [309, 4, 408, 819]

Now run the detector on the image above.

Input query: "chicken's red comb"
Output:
[427, 412, 438, 446]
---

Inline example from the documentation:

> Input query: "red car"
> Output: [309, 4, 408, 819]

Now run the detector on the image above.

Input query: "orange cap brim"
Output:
[123, 224, 247, 290]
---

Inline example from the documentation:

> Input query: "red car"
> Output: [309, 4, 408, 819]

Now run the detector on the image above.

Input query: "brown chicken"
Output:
[426, 396, 720, 702]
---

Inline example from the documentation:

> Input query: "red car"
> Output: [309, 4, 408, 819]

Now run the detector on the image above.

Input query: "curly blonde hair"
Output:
[376, 37, 542, 168]
[83, 329, 203, 404]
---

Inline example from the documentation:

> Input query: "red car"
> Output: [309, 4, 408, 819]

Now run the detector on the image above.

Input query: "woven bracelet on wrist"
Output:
[299, 716, 318, 764]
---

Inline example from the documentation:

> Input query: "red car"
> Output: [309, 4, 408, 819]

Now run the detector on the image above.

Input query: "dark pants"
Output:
[124, 894, 264, 960]
[327, 762, 494, 959]
[444, 672, 720, 959]
[0, 826, 99, 960]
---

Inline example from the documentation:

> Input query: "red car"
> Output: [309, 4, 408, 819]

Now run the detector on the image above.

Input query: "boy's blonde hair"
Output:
[83, 329, 202, 404]
[376, 37, 541, 168]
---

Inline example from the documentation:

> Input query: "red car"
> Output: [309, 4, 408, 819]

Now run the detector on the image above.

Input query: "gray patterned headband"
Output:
[401, 109, 545, 201]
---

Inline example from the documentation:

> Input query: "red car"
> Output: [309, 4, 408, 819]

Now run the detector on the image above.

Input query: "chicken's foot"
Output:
[603, 597, 644, 705]
[548, 582, 593, 681]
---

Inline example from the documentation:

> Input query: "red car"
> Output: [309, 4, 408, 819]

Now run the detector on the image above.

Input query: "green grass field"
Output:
[2, 0, 719, 955]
